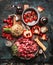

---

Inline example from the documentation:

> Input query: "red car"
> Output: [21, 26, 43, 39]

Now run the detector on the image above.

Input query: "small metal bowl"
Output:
[22, 7, 40, 26]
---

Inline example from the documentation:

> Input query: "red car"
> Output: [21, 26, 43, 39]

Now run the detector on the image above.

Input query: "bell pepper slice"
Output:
[32, 26, 40, 35]
[23, 30, 32, 38]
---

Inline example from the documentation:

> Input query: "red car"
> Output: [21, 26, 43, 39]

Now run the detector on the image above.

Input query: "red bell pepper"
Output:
[32, 25, 40, 35]
[23, 30, 32, 38]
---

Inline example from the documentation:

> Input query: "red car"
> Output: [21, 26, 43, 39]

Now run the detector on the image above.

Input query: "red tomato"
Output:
[29, 18, 33, 22]
[23, 14, 26, 19]
[24, 19, 29, 23]
[6, 34, 10, 37]
[24, 13, 27, 17]
[9, 36, 13, 40]
[6, 19, 10, 24]
[3, 19, 7, 23]
[5, 33, 13, 40]
[30, 16, 33, 19]
[2, 32, 6, 37]
[3, 25, 9, 28]
[41, 34, 48, 40]
[8, 25, 12, 28]
[32, 25, 40, 34]
[27, 18, 30, 21]
[10, 20, 13, 24]
[8, 16, 12, 20]
[31, 11, 35, 15]
[7, 19, 13, 25]
[6, 36, 9, 39]
[33, 15, 38, 21]
[27, 13, 31, 17]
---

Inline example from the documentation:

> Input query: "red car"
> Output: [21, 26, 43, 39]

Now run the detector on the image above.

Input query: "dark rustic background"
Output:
[0, 0, 53, 65]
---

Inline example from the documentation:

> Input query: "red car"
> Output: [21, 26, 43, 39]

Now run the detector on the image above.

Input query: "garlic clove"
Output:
[40, 26, 48, 33]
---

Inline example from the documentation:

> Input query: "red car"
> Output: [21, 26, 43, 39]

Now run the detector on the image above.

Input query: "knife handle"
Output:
[34, 37, 47, 51]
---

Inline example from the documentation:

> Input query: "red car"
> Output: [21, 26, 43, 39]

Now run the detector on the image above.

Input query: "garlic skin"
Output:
[40, 26, 48, 33]
[5, 40, 13, 47]
[39, 49, 43, 54]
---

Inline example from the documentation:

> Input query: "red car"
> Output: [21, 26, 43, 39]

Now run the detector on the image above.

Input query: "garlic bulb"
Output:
[40, 26, 48, 33]
[39, 49, 43, 54]
[5, 40, 13, 47]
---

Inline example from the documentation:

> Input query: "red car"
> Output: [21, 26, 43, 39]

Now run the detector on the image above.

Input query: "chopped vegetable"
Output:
[23, 30, 32, 38]
[40, 26, 48, 33]
[24, 4, 29, 10]
[32, 25, 40, 35]
[41, 34, 48, 40]
[37, 6, 45, 12]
